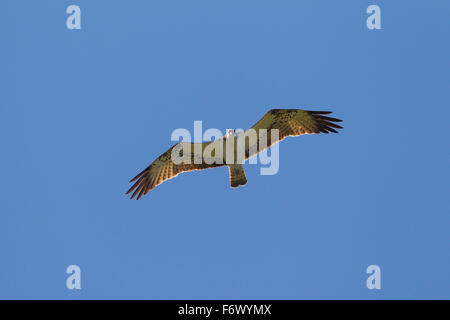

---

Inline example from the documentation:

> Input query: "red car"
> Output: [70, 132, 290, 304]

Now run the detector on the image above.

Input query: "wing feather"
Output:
[244, 109, 343, 159]
[127, 142, 224, 199]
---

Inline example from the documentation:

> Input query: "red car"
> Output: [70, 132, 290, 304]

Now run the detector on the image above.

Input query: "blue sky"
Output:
[1, 0, 449, 299]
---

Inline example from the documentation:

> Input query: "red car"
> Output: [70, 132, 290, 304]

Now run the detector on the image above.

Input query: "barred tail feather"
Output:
[228, 164, 248, 188]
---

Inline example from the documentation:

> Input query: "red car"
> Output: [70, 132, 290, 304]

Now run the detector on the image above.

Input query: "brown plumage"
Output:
[228, 164, 248, 188]
[127, 145, 224, 200]
[127, 109, 342, 199]
[244, 109, 343, 159]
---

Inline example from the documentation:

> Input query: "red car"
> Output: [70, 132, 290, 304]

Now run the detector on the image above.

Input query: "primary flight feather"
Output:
[127, 109, 343, 199]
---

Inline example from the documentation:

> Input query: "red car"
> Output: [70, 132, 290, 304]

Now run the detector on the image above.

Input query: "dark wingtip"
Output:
[308, 110, 343, 134]
[315, 115, 343, 123]
[307, 110, 333, 115]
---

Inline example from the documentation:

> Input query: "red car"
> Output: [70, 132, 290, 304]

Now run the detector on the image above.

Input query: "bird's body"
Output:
[127, 109, 343, 199]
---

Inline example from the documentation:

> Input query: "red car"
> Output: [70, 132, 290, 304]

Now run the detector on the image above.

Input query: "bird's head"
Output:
[225, 129, 236, 138]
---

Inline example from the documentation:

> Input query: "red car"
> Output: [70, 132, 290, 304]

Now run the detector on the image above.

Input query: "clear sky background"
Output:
[1, 1, 449, 299]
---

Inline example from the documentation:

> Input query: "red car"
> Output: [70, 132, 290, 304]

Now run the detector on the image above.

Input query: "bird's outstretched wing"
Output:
[127, 142, 224, 199]
[244, 109, 343, 159]
[127, 109, 343, 198]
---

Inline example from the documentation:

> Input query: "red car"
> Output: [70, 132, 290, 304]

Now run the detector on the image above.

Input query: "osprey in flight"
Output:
[127, 109, 343, 199]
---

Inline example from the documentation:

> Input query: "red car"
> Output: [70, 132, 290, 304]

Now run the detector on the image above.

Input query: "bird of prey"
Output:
[127, 109, 342, 199]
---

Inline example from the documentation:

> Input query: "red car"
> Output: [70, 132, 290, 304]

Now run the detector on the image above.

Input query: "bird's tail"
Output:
[228, 164, 248, 188]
